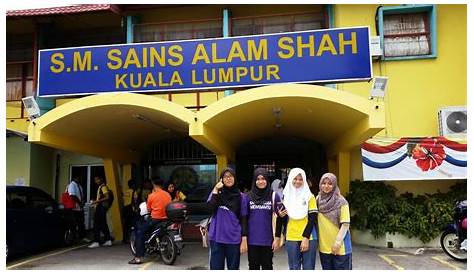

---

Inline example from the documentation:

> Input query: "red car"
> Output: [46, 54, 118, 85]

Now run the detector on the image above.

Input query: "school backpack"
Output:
[100, 186, 114, 209]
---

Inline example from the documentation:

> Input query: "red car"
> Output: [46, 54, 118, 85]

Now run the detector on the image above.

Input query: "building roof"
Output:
[6, 4, 113, 17]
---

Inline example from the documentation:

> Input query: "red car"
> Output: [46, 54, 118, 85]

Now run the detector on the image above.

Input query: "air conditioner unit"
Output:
[438, 106, 467, 138]
[370, 36, 382, 57]
[21, 96, 41, 120]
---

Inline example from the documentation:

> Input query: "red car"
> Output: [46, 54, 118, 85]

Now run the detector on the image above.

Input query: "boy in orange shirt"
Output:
[129, 177, 171, 264]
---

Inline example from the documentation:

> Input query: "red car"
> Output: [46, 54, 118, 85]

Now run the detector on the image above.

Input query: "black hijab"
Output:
[218, 167, 241, 217]
[249, 168, 272, 205]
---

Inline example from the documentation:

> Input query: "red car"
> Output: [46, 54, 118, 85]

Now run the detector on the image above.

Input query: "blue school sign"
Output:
[37, 26, 372, 97]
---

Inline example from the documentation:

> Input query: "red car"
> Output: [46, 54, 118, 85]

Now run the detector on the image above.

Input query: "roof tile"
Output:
[7, 4, 111, 17]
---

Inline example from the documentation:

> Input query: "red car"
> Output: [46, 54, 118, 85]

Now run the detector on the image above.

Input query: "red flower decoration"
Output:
[411, 138, 446, 171]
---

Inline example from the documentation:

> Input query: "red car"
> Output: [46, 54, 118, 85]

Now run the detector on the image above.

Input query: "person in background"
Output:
[122, 179, 140, 243]
[141, 178, 153, 203]
[242, 168, 283, 270]
[68, 176, 85, 239]
[207, 167, 247, 270]
[317, 173, 352, 270]
[128, 177, 172, 264]
[166, 182, 186, 202]
[271, 179, 283, 198]
[280, 168, 318, 270]
[271, 178, 287, 247]
[88, 176, 112, 248]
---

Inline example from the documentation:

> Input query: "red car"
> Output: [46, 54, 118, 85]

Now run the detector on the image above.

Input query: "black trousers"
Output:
[93, 204, 111, 242]
[122, 205, 139, 242]
[248, 245, 273, 270]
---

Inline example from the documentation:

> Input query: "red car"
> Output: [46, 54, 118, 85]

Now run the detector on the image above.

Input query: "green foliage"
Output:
[347, 180, 466, 243]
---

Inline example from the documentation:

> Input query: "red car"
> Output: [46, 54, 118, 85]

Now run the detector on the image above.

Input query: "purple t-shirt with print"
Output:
[207, 192, 248, 244]
[245, 192, 282, 246]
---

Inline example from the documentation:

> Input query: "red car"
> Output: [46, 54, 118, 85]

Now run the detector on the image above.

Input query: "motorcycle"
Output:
[129, 202, 187, 265]
[440, 200, 467, 261]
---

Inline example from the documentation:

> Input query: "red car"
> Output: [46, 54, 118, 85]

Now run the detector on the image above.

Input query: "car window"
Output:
[7, 191, 28, 209]
[28, 190, 55, 210]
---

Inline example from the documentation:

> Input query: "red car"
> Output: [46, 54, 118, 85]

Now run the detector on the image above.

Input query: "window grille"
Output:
[6, 62, 34, 102]
[253, 163, 276, 177]
[383, 13, 431, 57]
[134, 19, 223, 42]
[232, 12, 326, 36]
[148, 137, 216, 164]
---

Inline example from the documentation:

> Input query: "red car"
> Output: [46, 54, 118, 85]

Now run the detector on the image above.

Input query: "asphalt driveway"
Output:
[6, 242, 466, 270]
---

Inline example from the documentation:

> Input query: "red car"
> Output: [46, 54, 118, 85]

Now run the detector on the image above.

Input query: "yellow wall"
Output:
[54, 91, 225, 112]
[336, 4, 466, 138]
[386, 180, 460, 196]
[6, 136, 31, 186]
[6, 101, 30, 134]
[335, 4, 467, 195]
[29, 144, 55, 194]
[6, 101, 22, 118]
[56, 98, 76, 107]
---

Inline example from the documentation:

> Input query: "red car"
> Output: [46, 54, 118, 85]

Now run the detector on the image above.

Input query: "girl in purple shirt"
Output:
[207, 167, 247, 270]
[241, 168, 284, 270]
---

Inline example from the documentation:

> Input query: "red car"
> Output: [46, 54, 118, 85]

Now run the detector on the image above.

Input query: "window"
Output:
[7, 191, 28, 209]
[134, 19, 223, 42]
[29, 190, 54, 210]
[379, 5, 436, 60]
[6, 62, 34, 101]
[232, 12, 327, 36]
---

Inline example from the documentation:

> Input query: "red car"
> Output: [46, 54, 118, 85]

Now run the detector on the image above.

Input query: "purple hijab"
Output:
[317, 173, 348, 226]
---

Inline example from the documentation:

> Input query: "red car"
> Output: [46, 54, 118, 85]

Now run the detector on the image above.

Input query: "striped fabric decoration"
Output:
[361, 137, 466, 180]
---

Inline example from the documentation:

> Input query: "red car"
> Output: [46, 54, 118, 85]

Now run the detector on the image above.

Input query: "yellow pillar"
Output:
[122, 164, 133, 206]
[103, 158, 123, 242]
[216, 155, 228, 177]
[337, 151, 351, 196]
[327, 156, 337, 175]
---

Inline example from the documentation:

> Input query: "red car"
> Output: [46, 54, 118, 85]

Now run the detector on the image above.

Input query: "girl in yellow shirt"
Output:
[166, 182, 186, 202]
[316, 173, 352, 270]
[280, 168, 318, 270]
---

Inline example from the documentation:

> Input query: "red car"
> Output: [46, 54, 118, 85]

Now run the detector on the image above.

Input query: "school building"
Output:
[6, 4, 467, 245]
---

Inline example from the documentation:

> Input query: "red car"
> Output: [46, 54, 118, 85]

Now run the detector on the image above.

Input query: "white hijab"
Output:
[282, 168, 313, 220]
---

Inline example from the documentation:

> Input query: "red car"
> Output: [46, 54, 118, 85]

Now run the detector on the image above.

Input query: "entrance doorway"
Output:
[235, 137, 327, 194]
[70, 165, 105, 230]
[70, 165, 105, 202]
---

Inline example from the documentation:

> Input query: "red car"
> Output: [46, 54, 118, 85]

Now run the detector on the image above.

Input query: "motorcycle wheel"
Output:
[160, 233, 178, 265]
[129, 230, 137, 256]
[440, 231, 467, 262]
[63, 227, 75, 246]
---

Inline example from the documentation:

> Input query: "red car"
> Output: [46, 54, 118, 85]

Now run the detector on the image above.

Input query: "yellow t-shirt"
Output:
[123, 189, 133, 206]
[172, 191, 186, 202]
[96, 185, 109, 201]
[317, 204, 352, 255]
[123, 189, 140, 206]
[286, 195, 318, 241]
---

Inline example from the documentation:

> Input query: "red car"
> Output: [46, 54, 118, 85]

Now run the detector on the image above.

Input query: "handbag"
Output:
[61, 184, 76, 209]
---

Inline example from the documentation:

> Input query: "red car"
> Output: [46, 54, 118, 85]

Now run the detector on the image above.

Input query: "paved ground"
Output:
[6, 242, 466, 270]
